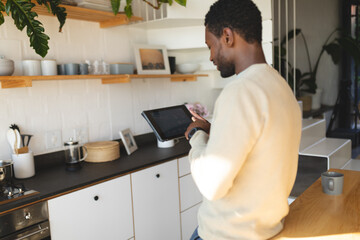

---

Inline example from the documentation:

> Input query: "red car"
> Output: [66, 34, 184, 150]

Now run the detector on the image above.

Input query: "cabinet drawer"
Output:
[48, 175, 133, 240]
[181, 203, 201, 240]
[178, 156, 190, 177]
[180, 174, 202, 211]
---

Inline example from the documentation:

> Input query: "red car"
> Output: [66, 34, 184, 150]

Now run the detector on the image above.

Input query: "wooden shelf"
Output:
[0, 74, 208, 89]
[1, 1, 143, 28]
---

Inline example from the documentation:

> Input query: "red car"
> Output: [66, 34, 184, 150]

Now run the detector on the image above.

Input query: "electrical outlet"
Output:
[75, 127, 88, 144]
[45, 130, 62, 149]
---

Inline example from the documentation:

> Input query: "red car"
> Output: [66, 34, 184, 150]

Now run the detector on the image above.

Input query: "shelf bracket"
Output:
[1, 79, 32, 89]
[101, 76, 131, 84]
[171, 76, 197, 82]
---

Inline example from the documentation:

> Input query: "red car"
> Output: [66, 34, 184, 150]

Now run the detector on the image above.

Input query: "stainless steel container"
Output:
[0, 160, 13, 186]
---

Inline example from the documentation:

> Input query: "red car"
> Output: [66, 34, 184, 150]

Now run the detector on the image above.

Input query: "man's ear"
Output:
[222, 27, 234, 46]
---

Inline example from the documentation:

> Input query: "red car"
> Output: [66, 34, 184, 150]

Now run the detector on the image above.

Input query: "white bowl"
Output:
[0, 60, 14, 76]
[176, 63, 199, 74]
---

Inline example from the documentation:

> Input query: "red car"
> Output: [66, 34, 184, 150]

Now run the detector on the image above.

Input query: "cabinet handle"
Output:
[94, 195, 99, 201]
[156, 174, 160, 178]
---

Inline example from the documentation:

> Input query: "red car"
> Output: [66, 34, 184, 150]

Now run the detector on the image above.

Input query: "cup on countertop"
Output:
[11, 150, 35, 179]
[41, 60, 58, 76]
[65, 63, 80, 75]
[22, 60, 42, 76]
[321, 171, 344, 195]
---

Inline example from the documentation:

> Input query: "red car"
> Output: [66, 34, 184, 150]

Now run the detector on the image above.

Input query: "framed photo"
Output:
[119, 128, 138, 155]
[134, 44, 171, 74]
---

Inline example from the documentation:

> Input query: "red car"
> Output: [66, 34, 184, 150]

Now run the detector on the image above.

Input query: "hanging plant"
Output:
[0, 0, 186, 58]
[0, 0, 67, 58]
[110, 0, 186, 18]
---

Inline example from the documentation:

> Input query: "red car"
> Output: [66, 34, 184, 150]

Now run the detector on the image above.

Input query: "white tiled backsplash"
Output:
[0, 16, 219, 159]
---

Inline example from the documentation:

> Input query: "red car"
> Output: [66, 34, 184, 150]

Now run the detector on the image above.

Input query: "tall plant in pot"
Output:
[274, 28, 360, 110]
[0, 0, 186, 57]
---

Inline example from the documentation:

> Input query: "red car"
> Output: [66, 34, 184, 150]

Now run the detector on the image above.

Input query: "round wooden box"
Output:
[84, 141, 120, 163]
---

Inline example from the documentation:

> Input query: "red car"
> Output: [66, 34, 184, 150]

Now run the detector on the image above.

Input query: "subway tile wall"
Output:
[0, 16, 219, 159]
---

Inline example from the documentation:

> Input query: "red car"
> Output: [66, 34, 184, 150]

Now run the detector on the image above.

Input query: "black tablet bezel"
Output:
[141, 105, 193, 142]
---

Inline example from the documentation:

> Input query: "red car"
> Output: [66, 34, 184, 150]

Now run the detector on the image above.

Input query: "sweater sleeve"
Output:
[189, 82, 264, 201]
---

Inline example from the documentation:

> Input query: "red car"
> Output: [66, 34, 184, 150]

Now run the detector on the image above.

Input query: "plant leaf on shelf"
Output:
[111, 0, 121, 16]
[174, 0, 186, 7]
[0, 1, 4, 25]
[6, 0, 49, 57]
[36, 0, 67, 32]
[124, 0, 132, 18]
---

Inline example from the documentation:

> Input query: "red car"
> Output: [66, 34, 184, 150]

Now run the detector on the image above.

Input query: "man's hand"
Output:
[185, 110, 211, 140]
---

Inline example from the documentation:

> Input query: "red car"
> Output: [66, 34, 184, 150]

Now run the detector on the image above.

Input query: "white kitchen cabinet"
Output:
[179, 174, 203, 211]
[181, 203, 201, 240]
[131, 160, 181, 240]
[178, 156, 191, 177]
[48, 175, 133, 240]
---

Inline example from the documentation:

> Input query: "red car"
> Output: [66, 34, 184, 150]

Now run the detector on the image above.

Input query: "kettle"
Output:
[64, 139, 88, 171]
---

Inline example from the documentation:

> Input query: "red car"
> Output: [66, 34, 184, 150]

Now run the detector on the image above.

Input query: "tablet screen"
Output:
[142, 105, 193, 141]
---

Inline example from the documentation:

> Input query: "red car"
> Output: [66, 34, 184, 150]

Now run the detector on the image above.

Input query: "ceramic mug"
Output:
[321, 171, 344, 195]
[79, 63, 89, 75]
[65, 63, 80, 75]
[41, 60, 57, 76]
[22, 60, 42, 76]
[57, 64, 66, 75]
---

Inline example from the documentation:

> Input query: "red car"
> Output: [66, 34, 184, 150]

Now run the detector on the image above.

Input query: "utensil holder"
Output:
[11, 151, 35, 179]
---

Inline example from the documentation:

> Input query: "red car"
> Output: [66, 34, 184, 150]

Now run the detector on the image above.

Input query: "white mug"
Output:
[22, 60, 42, 76]
[11, 150, 35, 179]
[41, 60, 57, 75]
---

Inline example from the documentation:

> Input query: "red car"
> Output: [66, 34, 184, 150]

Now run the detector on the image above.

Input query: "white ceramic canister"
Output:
[22, 60, 42, 76]
[11, 150, 35, 179]
[41, 60, 58, 75]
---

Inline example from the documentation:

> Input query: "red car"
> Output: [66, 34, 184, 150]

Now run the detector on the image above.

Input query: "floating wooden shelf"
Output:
[0, 74, 208, 89]
[1, 1, 143, 28]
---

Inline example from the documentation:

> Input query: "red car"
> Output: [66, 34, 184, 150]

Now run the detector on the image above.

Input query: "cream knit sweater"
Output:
[189, 64, 302, 240]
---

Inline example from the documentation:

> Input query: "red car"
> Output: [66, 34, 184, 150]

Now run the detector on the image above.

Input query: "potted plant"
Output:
[274, 28, 360, 110]
[0, 0, 186, 58]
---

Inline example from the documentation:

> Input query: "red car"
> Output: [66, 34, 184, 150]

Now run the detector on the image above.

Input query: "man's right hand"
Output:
[185, 110, 211, 140]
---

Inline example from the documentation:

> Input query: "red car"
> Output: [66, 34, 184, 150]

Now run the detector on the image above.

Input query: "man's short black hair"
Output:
[205, 0, 262, 44]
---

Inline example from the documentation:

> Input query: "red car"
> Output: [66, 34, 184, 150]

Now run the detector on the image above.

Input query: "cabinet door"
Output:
[131, 160, 181, 240]
[48, 175, 133, 240]
[181, 203, 201, 240]
[179, 174, 202, 211]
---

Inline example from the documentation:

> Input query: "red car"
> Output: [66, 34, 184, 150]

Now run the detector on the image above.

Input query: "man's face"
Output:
[205, 27, 235, 78]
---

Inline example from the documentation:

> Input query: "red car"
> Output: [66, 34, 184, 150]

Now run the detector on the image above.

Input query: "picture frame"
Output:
[133, 44, 171, 74]
[119, 128, 138, 155]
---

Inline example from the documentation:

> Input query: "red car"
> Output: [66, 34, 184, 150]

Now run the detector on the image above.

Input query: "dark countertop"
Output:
[0, 133, 191, 214]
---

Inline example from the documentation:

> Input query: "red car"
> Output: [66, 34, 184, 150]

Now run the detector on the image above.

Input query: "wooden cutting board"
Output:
[84, 141, 120, 163]
[271, 168, 360, 239]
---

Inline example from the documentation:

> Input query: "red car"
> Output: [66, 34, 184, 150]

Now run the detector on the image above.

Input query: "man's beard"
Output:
[217, 53, 235, 78]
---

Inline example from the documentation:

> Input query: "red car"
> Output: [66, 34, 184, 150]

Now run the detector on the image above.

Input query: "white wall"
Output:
[0, 15, 219, 159]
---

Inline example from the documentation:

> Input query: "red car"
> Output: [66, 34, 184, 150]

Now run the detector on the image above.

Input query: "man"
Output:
[184, 0, 302, 239]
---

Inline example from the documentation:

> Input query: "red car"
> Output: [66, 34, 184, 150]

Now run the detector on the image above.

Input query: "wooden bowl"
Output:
[84, 141, 120, 163]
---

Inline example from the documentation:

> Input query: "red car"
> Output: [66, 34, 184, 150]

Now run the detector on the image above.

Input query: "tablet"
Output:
[141, 105, 193, 142]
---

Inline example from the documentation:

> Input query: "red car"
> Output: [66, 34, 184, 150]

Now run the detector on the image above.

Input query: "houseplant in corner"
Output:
[275, 28, 360, 110]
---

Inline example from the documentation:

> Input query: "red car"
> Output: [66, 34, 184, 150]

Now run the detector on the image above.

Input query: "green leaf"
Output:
[323, 43, 341, 64]
[281, 28, 301, 46]
[174, 0, 186, 7]
[125, 6, 132, 18]
[111, 0, 121, 16]
[6, 0, 50, 57]
[337, 36, 360, 66]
